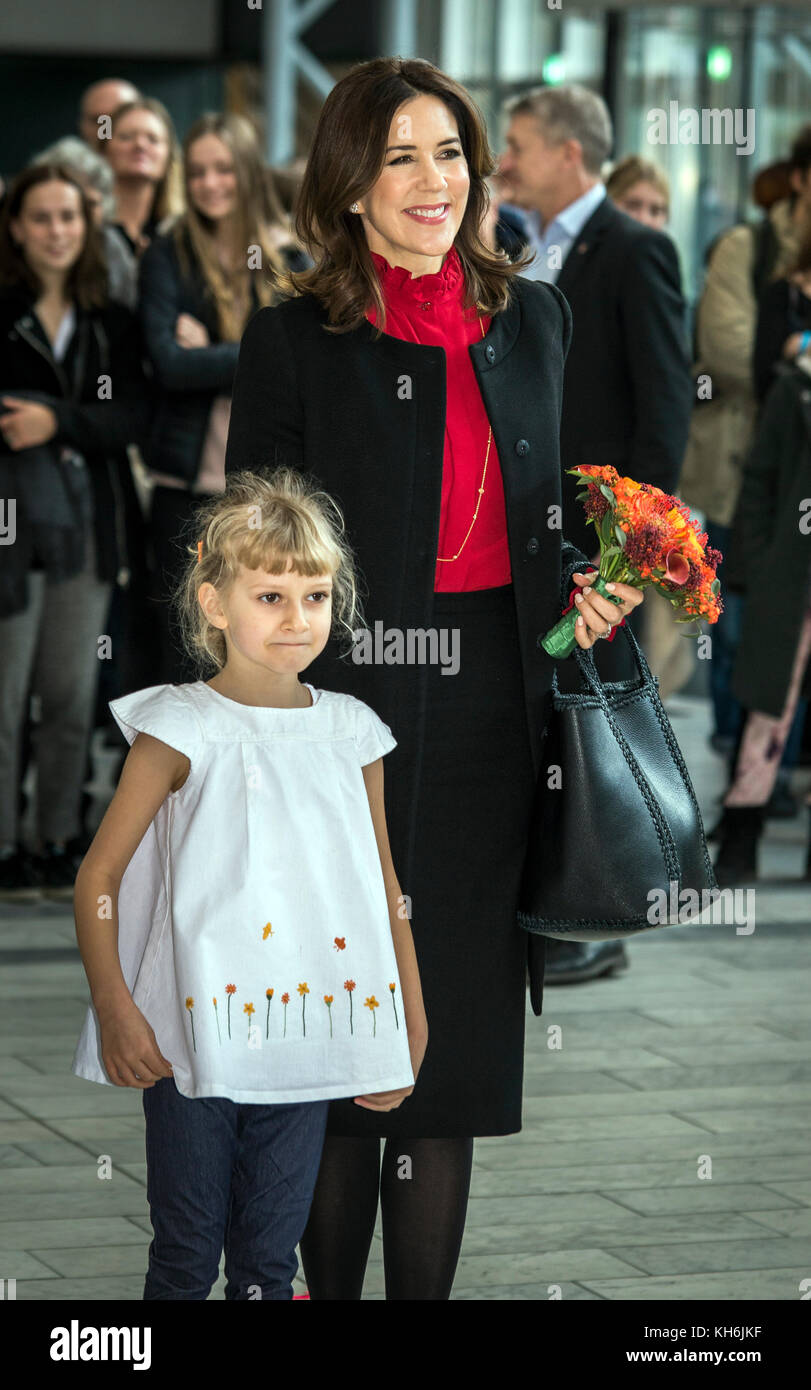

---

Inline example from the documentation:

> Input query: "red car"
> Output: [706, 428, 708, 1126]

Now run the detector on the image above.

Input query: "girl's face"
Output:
[355, 93, 470, 276]
[199, 559, 334, 683]
[615, 179, 669, 231]
[186, 133, 238, 222]
[10, 180, 87, 279]
[108, 109, 170, 182]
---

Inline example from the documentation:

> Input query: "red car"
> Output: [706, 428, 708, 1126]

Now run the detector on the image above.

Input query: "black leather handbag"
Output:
[517, 623, 718, 941]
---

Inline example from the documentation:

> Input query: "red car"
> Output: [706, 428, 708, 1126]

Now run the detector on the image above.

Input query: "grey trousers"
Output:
[0, 529, 112, 845]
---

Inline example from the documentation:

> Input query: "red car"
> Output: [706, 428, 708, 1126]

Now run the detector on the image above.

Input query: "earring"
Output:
[350, 202, 360, 213]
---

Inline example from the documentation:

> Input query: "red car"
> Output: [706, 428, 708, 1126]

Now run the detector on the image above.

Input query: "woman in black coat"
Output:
[0, 163, 149, 899]
[139, 112, 308, 683]
[753, 220, 811, 404]
[224, 57, 644, 1300]
[714, 364, 811, 882]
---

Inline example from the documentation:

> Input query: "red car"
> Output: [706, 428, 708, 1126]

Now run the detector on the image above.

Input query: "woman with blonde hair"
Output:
[605, 154, 670, 231]
[224, 56, 645, 1299]
[139, 112, 307, 683]
[105, 98, 184, 262]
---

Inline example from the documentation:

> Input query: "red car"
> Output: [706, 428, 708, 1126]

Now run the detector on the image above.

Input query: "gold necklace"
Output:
[436, 312, 492, 562]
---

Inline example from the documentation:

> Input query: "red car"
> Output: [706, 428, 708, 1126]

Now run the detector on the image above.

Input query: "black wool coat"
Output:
[139, 229, 309, 484]
[730, 367, 811, 717]
[555, 198, 693, 559]
[0, 284, 150, 613]
[224, 275, 590, 1015]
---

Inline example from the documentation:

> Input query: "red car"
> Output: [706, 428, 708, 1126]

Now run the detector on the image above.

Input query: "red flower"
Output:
[664, 548, 690, 586]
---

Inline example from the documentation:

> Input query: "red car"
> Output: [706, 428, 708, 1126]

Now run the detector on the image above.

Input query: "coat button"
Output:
[485, 344, 495, 363]
[526, 536, 539, 555]
[515, 438, 530, 456]
[421, 301, 431, 310]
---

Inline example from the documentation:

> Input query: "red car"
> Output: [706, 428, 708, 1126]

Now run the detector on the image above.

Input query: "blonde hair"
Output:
[605, 154, 670, 207]
[173, 469, 366, 676]
[110, 98, 185, 223]
[177, 113, 300, 341]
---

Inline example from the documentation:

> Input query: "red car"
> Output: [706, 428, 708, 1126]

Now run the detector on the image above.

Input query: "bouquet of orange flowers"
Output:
[541, 466, 723, 659]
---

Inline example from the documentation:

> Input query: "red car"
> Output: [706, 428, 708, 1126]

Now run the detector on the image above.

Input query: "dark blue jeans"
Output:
[142, 1077, 329, 1300]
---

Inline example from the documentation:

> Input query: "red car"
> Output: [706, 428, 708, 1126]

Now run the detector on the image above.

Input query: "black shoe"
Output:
[35, 842, 77, 901]
[764, 780, 798, 820]
[709, 732, 737, 757]
[543, 939, 629, 984]
[713, 806, 764, 886]
[0, 847, 44, 903]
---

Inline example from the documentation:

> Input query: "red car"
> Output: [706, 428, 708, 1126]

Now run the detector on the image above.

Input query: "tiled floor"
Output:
[1, 693, 809, 1299]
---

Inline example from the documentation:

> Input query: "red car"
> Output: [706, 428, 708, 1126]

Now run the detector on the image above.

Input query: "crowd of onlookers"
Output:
[0, 72, 809, 920]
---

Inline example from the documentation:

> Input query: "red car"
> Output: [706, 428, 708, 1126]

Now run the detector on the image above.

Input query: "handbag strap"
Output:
[551, 623, 682, 882]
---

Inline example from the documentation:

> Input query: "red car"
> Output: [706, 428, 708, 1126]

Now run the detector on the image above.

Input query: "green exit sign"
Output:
[707, 46, 733, 81]
[542, 53, 566, 86]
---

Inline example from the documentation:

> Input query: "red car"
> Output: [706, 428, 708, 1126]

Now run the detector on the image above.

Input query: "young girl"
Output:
[71, 466, 427, 1301]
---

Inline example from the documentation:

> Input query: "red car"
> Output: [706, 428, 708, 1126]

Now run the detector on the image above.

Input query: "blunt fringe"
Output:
[173, 469, 366, 676]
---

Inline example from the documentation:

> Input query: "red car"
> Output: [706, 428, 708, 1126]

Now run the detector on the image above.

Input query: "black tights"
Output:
[299, 1134, 475, 1300]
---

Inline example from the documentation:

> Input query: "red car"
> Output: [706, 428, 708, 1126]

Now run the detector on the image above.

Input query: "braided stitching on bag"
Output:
[644, 669, 718, 888]
[552, 629, 681, 882]
[518, 908, 664, 931]
[552, 607, 713, 885]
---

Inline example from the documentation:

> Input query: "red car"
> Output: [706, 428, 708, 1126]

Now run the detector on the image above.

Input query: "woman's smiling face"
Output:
[354, 92, 470, 277]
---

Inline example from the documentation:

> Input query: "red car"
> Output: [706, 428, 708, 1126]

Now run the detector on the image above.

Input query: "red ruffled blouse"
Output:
[366, 245, 512, 592]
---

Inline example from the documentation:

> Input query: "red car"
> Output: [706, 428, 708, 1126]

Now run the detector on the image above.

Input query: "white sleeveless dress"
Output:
[72, 681, 415, 1105]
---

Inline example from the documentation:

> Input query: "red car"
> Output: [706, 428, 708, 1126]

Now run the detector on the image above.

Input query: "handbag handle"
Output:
[550, 617, 712, 878]
[567, 616, 657, 698]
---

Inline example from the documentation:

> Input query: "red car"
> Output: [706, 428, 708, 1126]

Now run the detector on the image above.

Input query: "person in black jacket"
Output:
[499, 84, 692, 567]
[224, 56, 644, 1301]
[498, 84, 693, 985]
[712, 365, 811, 883]
[0, 163, 149, 901]
[139, 112, 308, 683]
[754, 219, 811, 403]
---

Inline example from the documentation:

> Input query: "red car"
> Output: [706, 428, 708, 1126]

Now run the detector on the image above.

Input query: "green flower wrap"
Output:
[541, 574, 624, 659]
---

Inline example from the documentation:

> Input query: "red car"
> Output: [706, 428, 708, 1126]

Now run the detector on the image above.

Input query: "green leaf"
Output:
[711, 578, 720, 595]
[615, 526, 626, 548]
[601, 546, 621, 559]
[599, 484, 616, 504]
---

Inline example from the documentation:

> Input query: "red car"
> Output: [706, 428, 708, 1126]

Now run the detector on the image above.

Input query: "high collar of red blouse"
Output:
[369, 244, 464, 303]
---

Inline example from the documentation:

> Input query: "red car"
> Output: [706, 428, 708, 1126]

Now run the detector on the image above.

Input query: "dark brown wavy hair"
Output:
[281, 56, 531, 334]
[0, 163, 107, 309]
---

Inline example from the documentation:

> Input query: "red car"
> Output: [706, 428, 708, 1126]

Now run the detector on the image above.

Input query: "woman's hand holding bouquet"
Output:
[544, 466, 723, 658]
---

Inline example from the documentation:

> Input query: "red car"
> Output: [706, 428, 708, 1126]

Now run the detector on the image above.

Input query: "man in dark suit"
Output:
[498, 85, 693, 984]
[499, 83, 691, 560]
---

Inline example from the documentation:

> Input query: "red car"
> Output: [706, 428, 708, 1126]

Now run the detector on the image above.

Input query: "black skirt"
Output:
[326, 583, 538, 1138]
